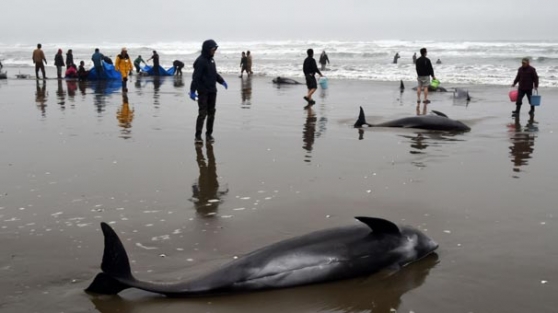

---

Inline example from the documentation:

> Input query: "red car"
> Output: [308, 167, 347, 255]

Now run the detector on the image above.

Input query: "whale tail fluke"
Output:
[354, 106, 371, 128]
[85, 222, 134, 295]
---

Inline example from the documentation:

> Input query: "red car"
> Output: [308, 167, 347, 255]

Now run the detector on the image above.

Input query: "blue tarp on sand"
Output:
[142, 65, 175, 76]
[88, 62, 122, 80]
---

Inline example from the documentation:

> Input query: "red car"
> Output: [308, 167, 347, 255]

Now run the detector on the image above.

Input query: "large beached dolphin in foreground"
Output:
[354, 107, 471, 132]
[85, 218, 438, 297]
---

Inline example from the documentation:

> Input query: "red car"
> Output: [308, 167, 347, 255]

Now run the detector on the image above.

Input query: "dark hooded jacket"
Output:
[190, 39, 224, 94]
[513, 65, 539, 91]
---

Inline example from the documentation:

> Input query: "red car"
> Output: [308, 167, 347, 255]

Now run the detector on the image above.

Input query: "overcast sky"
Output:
[1, 0, 556, 44]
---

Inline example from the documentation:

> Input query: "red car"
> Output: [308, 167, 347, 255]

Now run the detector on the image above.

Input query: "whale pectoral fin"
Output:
[431, 110, 448, 118]
[355, 217, 400, 235]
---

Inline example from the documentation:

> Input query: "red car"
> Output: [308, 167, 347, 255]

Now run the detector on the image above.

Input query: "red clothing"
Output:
[65, 66, 78, 78]
[513, 65, 539, 91]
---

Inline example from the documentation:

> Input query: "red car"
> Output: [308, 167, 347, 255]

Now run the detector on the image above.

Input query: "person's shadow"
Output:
[191, 143, 228, 217]
[88, 253, 439, 313]
[303, 106, 317, 163]
[508, 114, 537, 176]
[35, 80, 48, 117]
[117, 94, 134, 139]
[241, 76, 252, 108]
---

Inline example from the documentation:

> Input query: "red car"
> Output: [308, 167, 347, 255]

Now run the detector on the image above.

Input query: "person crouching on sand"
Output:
[115, 47, 133, 92]
[303, 48, 323, 106]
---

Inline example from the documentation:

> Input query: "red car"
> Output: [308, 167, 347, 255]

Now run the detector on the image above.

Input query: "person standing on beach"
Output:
[32, 43, 47, 79]
[412, 52, 417, 64]
[91, 48, 104, 78]
[173, 60, 184, 76]
[246, 51, 253, 75]
[511, 58, 539, 116]
[303, 48, 323, 106]
[239, 52, 248, 78]
[147, 50, 160, 76]
[319, 51, 329, 70]
[78, 61, 88, 81]
[415, 48, 436, 106]
[115, 47, 133, 92]
[134, 55, 145, 74]
[189, 39, 228, 144]
[66, 49, 74, 68]
[54, 49, 65, 79]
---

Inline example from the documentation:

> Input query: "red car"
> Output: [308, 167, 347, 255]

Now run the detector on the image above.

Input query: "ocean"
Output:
[1, 40, 557, 87]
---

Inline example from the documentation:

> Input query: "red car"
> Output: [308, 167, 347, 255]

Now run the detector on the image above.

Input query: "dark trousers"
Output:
[35, 63, 46, 78]
[153, 64, 160, 76]
[95, 65, 104, 79]
[516, 89, 532, 106]
[196, 92, 217, 137]
[134, 64, 141, 73]
[515, 89, 535, 113]
[56, 66, 63, 79]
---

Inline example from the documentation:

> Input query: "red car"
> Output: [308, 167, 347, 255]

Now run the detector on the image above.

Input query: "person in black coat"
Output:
[189, 40, 228, 143]
[54, 49, 65, 79]
[173, 60, 184, 76]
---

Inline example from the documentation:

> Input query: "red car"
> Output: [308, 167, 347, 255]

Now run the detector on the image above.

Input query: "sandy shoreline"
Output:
[1, 75, 558, 312]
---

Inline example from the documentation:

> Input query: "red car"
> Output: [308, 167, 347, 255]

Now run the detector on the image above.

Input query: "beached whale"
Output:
[85, 217, 438, 297]
[354, 107, 470, 132]
[272, 77, 302, 85]
[412, 86, 448, 92]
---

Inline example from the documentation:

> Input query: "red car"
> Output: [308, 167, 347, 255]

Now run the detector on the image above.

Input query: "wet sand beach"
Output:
[1, 74, 557, 312]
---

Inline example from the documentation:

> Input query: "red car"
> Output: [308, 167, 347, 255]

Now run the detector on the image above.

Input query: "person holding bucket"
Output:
[511, 58, 539, 116]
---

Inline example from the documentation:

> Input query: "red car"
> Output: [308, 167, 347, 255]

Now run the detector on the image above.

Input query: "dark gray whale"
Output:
[272, 77, 302, 84]
[354, 106, 470, 132]
[85, 217, 438, 297]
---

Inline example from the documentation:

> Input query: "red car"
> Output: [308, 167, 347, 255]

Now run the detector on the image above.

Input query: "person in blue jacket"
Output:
[189, 39, 228, 144]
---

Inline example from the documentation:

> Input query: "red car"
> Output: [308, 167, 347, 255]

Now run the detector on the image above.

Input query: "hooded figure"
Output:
[189, 39, 228, 143]
[115, 47, 133, 92]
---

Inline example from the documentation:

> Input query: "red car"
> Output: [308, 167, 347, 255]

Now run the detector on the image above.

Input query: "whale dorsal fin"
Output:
[354, 106, 367, 127]
[355, 217, 400, 235]
[431, 110, 448, 118]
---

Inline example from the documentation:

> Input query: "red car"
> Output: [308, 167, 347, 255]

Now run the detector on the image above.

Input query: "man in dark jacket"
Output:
[512, 58, 539, 116]
[173, 60, 184, 76]
[147, 50, 160, 76]
[303, 48, 323, 106]
[415, 47, 436, 105]
[189, 39, 228, 143]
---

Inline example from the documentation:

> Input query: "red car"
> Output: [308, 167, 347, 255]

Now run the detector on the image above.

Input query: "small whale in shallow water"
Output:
[354, 106, 470, 132]
[272, 77, 302, 85]
[85, 217, 438, 297]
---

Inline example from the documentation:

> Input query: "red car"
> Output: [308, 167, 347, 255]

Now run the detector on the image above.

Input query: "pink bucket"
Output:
[509, 90, 518, 102]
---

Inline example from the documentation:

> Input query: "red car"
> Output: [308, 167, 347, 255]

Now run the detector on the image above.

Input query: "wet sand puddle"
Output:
[0, 76, 557, 312]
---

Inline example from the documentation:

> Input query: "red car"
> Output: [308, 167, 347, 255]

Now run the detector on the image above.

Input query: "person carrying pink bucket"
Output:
[511, 57, 539, 117]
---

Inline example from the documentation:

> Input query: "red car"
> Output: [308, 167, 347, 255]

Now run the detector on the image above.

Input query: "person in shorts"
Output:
[303, 48, 323, 106]
[415, 47, 435, 106]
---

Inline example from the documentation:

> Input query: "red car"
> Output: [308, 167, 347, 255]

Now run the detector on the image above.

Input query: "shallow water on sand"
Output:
[0, 76, 557, 313]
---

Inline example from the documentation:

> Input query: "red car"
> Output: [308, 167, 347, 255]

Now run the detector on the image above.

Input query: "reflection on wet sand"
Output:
[508, 115, 537, 176]
[173, 76, 184, 88]
[66, 80, 77, 100]
[117, 94, 134, 139]
[191, 143, 228, 217]
[153, 77, 162, 107]
[303, 107, 317, 163]
[35, 80, 47, 116]
[78, 80, 87, 95]
[89, 254, 438, 313]
[56, 79, 66, 108]
[241, 76, 252, 108]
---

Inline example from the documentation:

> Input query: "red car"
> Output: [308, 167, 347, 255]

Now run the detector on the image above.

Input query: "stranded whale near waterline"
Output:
[354, 106, 470, 132]
[85, 217, 438, 297]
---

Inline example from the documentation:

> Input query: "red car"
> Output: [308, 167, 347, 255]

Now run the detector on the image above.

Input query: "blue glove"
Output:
[221, 81, 228, 90]
[189, 91, 197, 101]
